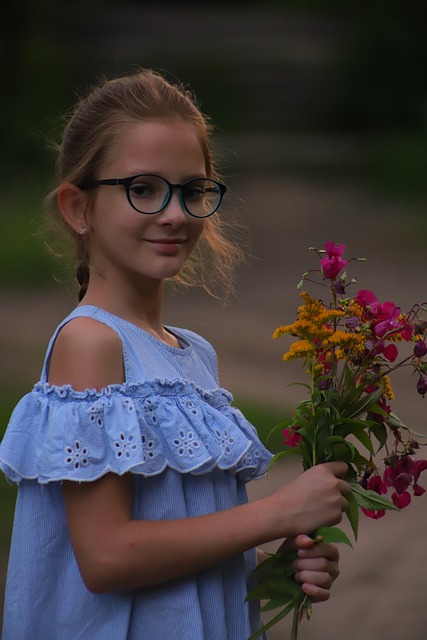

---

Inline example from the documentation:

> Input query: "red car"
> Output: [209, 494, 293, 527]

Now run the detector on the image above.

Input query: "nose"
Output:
[158, 189, 187, 224]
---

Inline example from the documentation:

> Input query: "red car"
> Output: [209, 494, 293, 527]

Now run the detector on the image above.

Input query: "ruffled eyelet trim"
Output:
[0, 378, 273, 484]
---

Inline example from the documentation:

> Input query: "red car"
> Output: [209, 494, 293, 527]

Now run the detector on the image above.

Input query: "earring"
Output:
[79, 226, 87, 237]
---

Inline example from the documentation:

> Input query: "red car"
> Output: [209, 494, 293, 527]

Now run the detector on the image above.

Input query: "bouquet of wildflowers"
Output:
[247, 241, 427, 640]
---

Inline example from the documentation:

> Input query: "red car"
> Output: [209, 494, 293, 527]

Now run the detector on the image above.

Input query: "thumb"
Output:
[279, 534, 315, 555]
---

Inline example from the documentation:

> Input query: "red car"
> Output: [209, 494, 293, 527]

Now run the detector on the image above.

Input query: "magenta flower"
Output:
[382, 343, 399, 362]
[356, 289, 381, 316]
[357, 291, 412, 341]
[320, 241, 348, 280]
[391, 490, 411, 509]
[361, 475, 388, 519]
[283, 425, 302, 447]
[373, 301, 412, 341]
[383, 456, 427, 510]
[363, 338, 398, 363]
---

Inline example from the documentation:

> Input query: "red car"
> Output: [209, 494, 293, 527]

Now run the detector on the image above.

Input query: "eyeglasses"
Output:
[78, 174, 227, 218]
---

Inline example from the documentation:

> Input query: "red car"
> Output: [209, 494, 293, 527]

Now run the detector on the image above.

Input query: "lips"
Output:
[145, 238, 186, 244]
[144, 238, 188, 255]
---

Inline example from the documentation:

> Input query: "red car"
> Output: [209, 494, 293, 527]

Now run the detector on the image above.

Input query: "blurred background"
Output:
[1, 1, 427, 638]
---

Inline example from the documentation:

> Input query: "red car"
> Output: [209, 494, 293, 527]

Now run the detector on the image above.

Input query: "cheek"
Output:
[190, 219, 206, 245]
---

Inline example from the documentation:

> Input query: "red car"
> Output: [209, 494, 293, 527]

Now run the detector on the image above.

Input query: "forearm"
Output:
[74, 498, 276, 593]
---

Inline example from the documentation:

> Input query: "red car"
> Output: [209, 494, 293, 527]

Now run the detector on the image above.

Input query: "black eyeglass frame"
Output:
[78, 173, 227, 218]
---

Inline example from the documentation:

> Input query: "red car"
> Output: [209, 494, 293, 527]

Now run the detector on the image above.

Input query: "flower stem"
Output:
[290, 604, 300, 640]
[290, 595, 308, 640]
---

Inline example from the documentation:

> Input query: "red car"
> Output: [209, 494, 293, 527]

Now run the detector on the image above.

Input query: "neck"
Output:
[80, 272, 166, 336]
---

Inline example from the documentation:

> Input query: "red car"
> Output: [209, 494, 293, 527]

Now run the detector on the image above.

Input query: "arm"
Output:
[50, 318, 350, 594]
[63, 469, 347, 594]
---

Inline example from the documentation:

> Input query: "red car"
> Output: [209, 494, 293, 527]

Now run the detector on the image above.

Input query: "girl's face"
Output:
[85, 118, 207, 287]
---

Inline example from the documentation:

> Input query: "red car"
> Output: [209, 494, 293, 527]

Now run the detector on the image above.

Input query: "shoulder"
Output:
[48, 317, 124, 390]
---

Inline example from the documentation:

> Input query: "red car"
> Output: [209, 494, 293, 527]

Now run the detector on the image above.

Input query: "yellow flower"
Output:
[272, 326, 287, 339]
[326, 330, 365, 350]
[382, 375, 395, 400]
[282, 339, 315, 362]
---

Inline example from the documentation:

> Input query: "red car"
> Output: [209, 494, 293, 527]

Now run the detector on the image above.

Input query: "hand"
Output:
[280, 534, 340, 602]
[271, 462, 350, 539]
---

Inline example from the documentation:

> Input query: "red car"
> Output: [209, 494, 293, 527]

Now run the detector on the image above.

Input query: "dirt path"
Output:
[1, 176, 427, 639]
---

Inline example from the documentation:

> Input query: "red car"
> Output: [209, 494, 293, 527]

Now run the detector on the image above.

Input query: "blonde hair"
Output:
[44, 69, 244, 300]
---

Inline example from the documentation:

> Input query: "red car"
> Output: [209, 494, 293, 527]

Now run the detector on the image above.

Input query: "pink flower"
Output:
[383, 456, 427, 510]
[356, 291, 412, 342]
[382, 343, 399, 362]
[368, 474, 388, 494]
[360, 475, 387, 519]
[356, 290, 381, 316]
[362, 508, 386, 519]
[324, 241, 346, 258]
[391, 490, 411, 509]
[283, 425, 302, 447]
[320, 241, 348, 280]
[413, 459, 427, 482]
[413, 483, 426, 496]
[373, 301, 412, 341]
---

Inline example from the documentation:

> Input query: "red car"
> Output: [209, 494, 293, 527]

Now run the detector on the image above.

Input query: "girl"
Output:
[0, 69, 349, 640]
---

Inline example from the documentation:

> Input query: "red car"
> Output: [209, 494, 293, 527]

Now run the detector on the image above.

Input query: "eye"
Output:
[183, 185, 205, 201]
[183, 179, 218, 202]
[129, 181, 156, 199]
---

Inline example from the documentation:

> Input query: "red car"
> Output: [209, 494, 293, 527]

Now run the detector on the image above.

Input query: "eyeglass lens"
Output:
[128, 176, 222, 217]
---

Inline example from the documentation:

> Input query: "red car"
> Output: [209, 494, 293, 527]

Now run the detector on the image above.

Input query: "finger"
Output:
[326, 461, 349, 479]
[294, 558, 340, 582]
[300, 582, 331, 603]
[338, 479, 352, 496]
[297, 542, 340, 562]
[294, 568, 334, 591]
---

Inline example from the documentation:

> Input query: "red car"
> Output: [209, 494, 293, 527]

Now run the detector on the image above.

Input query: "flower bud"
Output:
[345, 316, 360, 330]
[417, 375, 427, 397]
[317, 378, 330, 391]
[414, 339, 427, 358]
[332, 280, 346, 294]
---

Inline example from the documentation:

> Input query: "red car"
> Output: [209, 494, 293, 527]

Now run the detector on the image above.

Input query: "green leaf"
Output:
[338, 389, 383, 420]
[386, 412, 427, 439]
[246, 593, 304, 640]
[266, 419, 293, 442]
[313, 526, 353, 549]
[350, 427, 375, 455]
[252, 552, 296, 578]
[345, 490, 359, 541]
[261, 574, 300, 597]
[297, 272, 310, 289]
[370, 422, 388, 450]
[246, 572, 300, 603]
[284, 382, 312, 392]
[350, 483, 400, 511]
[261, 596, 292, 612]
[351, 449, 373, 473]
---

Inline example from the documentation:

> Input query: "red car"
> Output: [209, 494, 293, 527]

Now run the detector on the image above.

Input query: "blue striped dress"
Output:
[0, 305, 272, 640]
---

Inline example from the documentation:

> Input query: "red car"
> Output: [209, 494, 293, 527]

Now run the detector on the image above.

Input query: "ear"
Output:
[57, 183, 90, 235]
